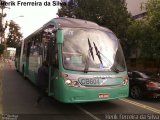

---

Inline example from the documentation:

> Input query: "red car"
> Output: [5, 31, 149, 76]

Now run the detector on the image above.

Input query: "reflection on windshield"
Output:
[62, 28, 126, 72]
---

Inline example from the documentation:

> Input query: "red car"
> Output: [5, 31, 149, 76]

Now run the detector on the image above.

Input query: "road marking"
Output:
[120, 98, 160, 114]
[75, 104, 101, 120]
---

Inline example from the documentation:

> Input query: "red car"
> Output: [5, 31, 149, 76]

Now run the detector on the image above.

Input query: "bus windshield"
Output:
[62, 28, 126, 72]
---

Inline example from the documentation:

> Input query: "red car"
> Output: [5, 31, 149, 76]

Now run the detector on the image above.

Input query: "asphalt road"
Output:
[0, 61, 4, 114]
[1, 61, 160, 120]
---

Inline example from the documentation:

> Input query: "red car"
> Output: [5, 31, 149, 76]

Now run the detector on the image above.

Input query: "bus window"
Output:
[23, 43, 27, 56]
[15, 47, 21, 57]
[27, 42, 31, 57]
[30, 39, 43, 56]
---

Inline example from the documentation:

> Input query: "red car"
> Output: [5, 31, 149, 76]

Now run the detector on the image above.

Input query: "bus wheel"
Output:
[130, 86, 143, 99]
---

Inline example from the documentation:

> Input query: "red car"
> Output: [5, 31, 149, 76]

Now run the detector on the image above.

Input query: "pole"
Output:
[1, 7, 4, 44]
[0, 6, 3, 44]
[0, 2, 10, 45]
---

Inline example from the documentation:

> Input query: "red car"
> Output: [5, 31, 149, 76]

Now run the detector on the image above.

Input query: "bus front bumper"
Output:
[55, 85, 129, 103]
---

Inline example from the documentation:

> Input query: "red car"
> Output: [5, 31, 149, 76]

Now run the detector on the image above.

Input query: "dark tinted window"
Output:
[15, 47, 21, 57]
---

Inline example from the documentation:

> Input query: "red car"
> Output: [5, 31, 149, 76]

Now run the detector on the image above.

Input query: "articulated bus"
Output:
[15, 17, 129, 103]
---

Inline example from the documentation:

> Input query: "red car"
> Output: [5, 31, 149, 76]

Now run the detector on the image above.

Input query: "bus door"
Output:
[42, 26, 58, 96]
[48, 33, 59, 96]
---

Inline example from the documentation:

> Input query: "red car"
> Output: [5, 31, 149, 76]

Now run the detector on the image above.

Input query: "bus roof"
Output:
[24, 17, 112, 40]
[55, 17, 99, 28]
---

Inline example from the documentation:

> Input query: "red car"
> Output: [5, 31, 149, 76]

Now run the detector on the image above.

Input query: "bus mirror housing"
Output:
[56, 29, 64, 44]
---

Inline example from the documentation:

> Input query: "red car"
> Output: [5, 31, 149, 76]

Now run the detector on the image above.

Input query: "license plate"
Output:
[98, 93, 109, 98]
[78, 78, 100, 86]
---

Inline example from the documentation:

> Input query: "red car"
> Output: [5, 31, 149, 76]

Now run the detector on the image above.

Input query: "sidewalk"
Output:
[0, 61, 4, 114]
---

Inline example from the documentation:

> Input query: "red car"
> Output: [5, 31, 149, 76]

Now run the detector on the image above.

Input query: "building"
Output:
[126, 0, 147, 19]
[6, 47, 16, 59]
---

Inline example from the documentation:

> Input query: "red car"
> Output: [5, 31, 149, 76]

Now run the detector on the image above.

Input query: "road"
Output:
[1, 61, 160, 120]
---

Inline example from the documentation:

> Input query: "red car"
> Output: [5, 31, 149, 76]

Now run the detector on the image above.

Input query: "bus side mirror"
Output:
[56, 29, 64, 44]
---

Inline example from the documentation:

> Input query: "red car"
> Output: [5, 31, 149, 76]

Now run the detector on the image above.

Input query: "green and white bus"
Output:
[15, 17, 129, 103]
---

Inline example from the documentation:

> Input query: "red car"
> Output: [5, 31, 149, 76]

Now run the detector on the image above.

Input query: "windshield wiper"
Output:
[93, 42, 119, 73]
[83, 38, 94, 73]
[93, 42, 103, 65]
[84, 38, 94, 73]
[84, 57, 89, 73]
[88, 38, 94, 60]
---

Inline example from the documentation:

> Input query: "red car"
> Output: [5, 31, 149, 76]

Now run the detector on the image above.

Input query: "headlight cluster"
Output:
[122, 75, 129, 85]
[123, 78, 128, 85]
[64, 79, 80, 87]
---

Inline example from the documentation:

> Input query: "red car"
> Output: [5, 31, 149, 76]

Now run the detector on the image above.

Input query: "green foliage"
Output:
[0, 44, 5, 55]
[141, 0, 160, 59]
[126, 0, 160, 61]
[146, 0, 160, 31]
[6, 21, 22, 48]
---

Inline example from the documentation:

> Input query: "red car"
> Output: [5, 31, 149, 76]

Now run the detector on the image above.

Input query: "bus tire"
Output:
[130, 86, 143, 99]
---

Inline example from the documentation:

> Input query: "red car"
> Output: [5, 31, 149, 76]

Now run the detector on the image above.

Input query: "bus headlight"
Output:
[65, 79, 72, 86]
[123, 78, 128, 85]
[122, 75, 129, 86]
[64, 79, 80, 87]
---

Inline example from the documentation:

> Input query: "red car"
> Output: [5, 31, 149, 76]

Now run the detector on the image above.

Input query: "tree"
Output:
[6, 21, 22, 48]
[58, 0, 132, 42]
[126, 0, 160, 72]
[0, 1, 7, 45]
[145, 0, 160, 72]
[146, 0, 160, 31]
[133, 0, 160, 60]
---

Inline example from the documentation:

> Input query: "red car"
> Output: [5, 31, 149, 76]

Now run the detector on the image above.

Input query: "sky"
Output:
[4, 0, 61, 38]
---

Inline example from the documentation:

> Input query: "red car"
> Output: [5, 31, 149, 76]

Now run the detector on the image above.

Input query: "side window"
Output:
[128, 72, 132, 78]
[42, 33, 50, 62]
[23, 42, 27, 56]
[15, 47, 21, 57]
[27, 42, 31, 57]
[30, 37, 42, 56]
[136, 73, 141, 78]
[132, 72, 136, 78]
[133, 72, 141, 78]
[29, 36, 43, 71]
